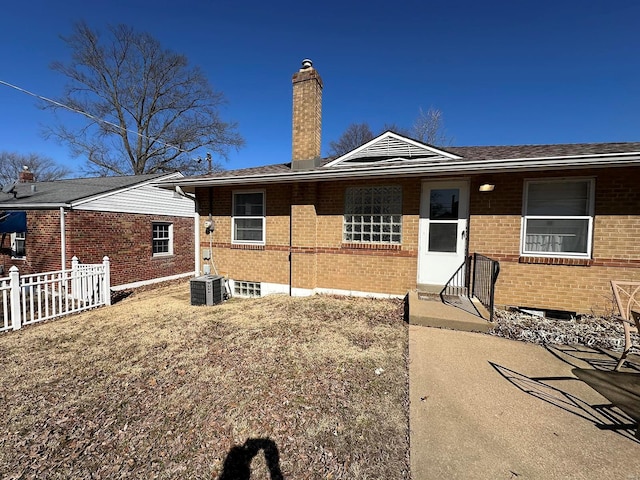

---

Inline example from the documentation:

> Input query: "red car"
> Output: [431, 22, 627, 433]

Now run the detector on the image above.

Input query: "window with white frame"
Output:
[233, 191, 265, 244]
[343, 186, 402, 244]
[152, 222, 173, 256]
[11, 232, 26, 258]
[521, 179, 594, 257]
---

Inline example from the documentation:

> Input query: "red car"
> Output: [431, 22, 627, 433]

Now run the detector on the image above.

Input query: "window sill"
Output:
[152, 254, 174, 259]
[519, 256, 593, 266]
[341, 243, 402, 251]
[231, 243, 265, 251]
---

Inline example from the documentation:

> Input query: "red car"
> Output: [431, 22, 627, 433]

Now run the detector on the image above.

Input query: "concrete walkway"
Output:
[409, 325, 640, 480]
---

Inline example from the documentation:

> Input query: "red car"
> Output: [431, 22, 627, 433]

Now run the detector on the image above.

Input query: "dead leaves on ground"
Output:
[0, 286, 409, 479]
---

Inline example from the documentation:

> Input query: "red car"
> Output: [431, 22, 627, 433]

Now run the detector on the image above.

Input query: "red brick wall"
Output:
[0, 209, 194, 287]
[1, 210, 63, 274]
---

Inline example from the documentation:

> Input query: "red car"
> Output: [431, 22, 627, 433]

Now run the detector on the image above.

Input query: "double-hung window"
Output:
[152, 222, 173, 256]
[343, 186, 402, 244]
[11, 232, 26, 258]
[521, 179, 594, 258]
[233, 191, 265, 244]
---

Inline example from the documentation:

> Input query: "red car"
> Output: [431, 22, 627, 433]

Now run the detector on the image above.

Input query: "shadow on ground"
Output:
[218, 437, 284, 480]
[490, 345, 640, 443]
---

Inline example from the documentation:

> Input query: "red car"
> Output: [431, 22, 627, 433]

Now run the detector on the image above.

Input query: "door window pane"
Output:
[429, 223, 458, 252]
[430, 189, 459, 219]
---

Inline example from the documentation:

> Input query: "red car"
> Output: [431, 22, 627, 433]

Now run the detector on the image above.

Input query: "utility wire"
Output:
[0, 79, 189, 155]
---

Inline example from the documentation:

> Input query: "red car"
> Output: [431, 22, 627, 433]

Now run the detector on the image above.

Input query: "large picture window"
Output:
[152, 223, 173, 256]
[233, 191, 265, 244]
[343, 186, 402, 244]
[521, 179, 594, 258]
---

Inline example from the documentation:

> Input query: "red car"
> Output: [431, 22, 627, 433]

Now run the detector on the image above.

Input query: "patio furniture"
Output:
[611, 281, 640, 371]
[572, 368, 640, 439]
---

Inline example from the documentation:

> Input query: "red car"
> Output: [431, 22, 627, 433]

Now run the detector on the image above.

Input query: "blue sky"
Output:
[1, 0, 638, 175]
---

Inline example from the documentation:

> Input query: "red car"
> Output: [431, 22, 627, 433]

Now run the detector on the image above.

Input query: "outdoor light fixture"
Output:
[479, 183, 495, 192]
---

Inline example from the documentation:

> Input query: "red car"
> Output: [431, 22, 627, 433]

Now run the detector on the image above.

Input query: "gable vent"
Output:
[348, 136, 439, 160]
[324, 131, 462, 168]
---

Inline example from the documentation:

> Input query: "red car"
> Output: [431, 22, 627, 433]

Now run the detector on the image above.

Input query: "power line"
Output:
[0, 79, 189, 155]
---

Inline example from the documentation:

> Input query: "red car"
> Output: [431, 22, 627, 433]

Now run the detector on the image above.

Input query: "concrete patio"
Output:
[409, 325, 640, 479]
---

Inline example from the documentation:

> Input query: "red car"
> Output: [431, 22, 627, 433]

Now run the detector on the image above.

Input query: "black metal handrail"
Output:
[440, 256, 471, 298]
[471, 253, 500, 322]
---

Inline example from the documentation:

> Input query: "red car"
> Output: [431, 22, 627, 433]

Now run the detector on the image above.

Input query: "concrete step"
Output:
[407, 291, 492, 333]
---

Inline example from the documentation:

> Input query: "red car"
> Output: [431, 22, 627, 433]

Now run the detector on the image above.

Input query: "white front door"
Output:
[417, 180, 469, 286]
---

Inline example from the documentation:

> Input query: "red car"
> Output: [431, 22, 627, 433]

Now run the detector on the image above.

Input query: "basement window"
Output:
[343, 186, 402, 244]
[521, 179, 594, 258]
[232, 191, 265, 244]
[234, 280, 261, 297]
[152, 222, 173, 256]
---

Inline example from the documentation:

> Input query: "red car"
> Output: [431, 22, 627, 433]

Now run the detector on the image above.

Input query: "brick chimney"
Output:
[18, 166, 35, 183]
[292, 59, 323, 170]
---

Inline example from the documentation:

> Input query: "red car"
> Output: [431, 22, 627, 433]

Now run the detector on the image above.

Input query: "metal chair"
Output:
[610, 281, 640, 371]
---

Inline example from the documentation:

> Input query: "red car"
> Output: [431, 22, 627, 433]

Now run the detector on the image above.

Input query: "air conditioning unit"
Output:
[190, 275, 224, 306]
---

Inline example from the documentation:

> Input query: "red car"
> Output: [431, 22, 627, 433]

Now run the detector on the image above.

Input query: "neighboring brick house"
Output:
[0, 172, 196, 289]
[159, 60, 640, 315]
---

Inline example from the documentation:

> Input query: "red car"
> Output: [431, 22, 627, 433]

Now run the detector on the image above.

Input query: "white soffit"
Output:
[324, 131, 461, 167]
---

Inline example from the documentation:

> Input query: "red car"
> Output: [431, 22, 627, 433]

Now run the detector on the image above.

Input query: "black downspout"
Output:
[289, 200, 293, 296]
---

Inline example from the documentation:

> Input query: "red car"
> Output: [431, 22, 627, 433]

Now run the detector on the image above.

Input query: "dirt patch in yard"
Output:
[0, 282, 409, 479]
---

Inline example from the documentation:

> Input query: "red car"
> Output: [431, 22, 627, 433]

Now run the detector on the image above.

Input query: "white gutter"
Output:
[173, 185, 199, 277]
[0, 203, 70, 209]
[158, 152, 640, 189]
[59, 207, 66, 271]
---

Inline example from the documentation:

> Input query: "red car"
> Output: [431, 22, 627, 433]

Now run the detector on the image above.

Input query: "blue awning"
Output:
[0, 211, 27, 233]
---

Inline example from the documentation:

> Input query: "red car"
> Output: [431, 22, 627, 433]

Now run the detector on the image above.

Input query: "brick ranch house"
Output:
[160, 60, 640, 315]
[0, 172, 196, 289]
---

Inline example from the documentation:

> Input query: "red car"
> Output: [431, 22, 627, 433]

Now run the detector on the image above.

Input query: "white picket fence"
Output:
[0, 256, 111, 333]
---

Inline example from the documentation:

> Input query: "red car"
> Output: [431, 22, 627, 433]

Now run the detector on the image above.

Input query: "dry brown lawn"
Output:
[0, 281, 409, 479]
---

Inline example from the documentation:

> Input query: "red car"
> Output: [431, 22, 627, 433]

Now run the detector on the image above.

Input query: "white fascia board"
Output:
[324, 131, 461, 167]
[0, 203, 69, 210]
[70, 172, 184, 208]
[162, 152, 640, 189]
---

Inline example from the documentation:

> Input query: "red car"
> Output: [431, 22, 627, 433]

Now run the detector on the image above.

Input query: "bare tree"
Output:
[0, 151, 71, 186]
[45, 22, 243, 176]
[328, 123, 375, 157]
[412, 107, 453, 146]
